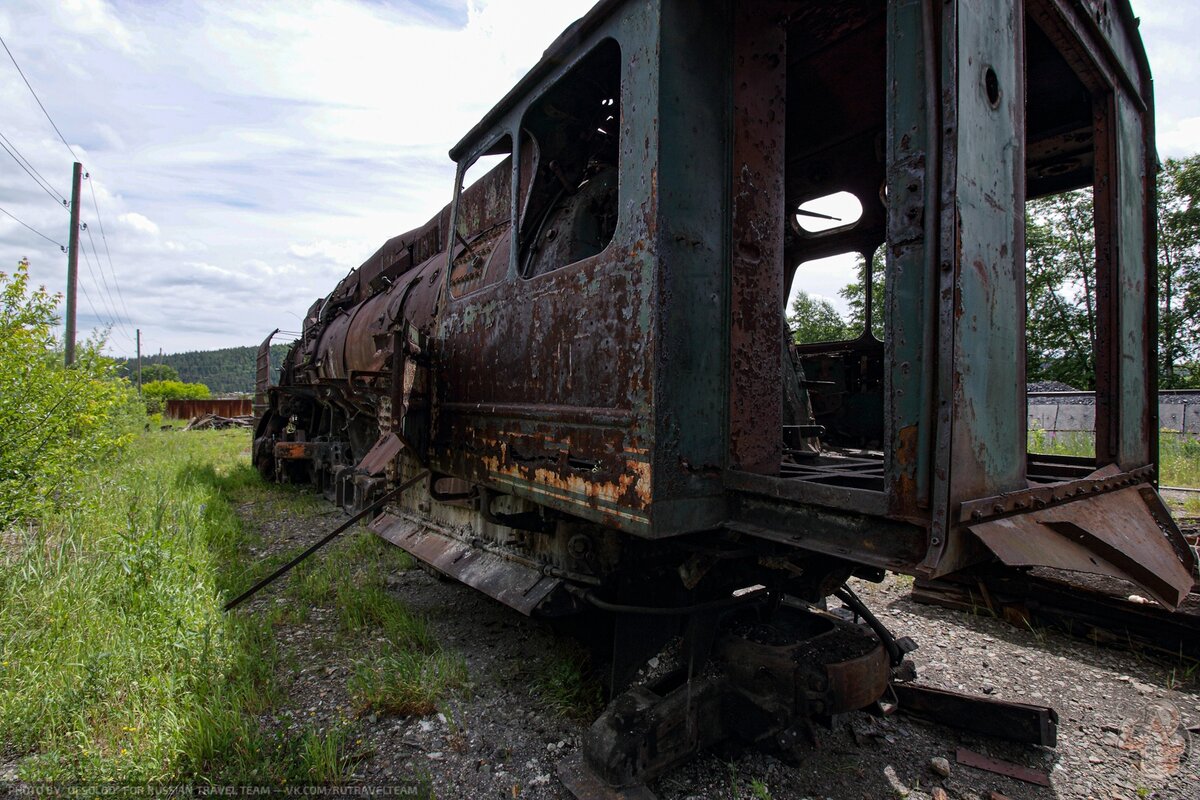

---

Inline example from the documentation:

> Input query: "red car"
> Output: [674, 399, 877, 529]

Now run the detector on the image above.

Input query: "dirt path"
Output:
[238, 492, 1198, 800]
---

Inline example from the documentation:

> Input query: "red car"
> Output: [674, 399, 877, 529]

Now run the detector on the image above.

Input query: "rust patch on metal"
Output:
[966, 466, 1195, 609]
[955, 747, 1051, 787]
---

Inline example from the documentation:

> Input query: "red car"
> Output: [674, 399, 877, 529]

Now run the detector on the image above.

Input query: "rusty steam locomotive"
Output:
[252, 0, 1196, 792]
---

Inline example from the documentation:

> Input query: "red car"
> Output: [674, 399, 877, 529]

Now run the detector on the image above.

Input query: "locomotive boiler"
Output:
[252, 0, 1197, 792]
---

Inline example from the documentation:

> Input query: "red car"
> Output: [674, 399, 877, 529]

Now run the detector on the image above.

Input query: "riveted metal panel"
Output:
[885, 0, 935, 520]
[926, 0, 1027, 577]
[432, 5, 661, 537]
[948, 0, 1026, 499]
[726, 1, 785, 479]
[1115, 91, 1151, 468]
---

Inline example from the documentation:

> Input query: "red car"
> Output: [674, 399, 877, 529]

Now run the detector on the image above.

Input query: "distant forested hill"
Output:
[115, 343, 293, 394]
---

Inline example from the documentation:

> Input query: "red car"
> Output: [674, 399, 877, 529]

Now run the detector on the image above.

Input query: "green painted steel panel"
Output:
[1116, 90, 1151, 468]
[885, 0, 933, 518]
[649, 0, 731, 534]
[947, 0, 1026, 503]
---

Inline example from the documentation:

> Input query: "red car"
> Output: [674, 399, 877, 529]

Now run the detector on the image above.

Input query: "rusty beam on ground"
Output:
[955, 747, 1051, 787]
[893, 683, 1058, 747]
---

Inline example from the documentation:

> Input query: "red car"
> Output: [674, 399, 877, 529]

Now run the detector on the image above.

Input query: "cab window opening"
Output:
[519, 38, 622, 279]
[449, 135, 513, 299]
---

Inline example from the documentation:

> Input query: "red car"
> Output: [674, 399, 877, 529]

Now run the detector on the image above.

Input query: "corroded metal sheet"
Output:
[968, 481, 1195, 610]
[884, 0, 935, 519]
[357, 433, 403, 477]
[275, 441, 323, 460]
[370, 512, 560, 616]
[1115, 89, 1152, 469]
[946, 0, 1026, 502]
[166, 398, 252, 420]
[728, 1, 786, 475]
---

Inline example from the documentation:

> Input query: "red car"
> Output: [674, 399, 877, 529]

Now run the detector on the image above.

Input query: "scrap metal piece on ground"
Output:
[893, 683, 1058, 747]
[963, 466, 1195, 610]
[912, 571, 1200, 661]
[184, 413, 254, 430]
[955, 747, 1051, 787]
[557, 753, 656, 800]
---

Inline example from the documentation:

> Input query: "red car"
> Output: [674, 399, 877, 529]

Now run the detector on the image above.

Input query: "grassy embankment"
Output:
[1030, 429, 1200, 491]
[0, 428, 462, 785]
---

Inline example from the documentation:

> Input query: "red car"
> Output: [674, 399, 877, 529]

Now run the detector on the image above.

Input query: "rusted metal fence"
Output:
[165, 398, 252, 420]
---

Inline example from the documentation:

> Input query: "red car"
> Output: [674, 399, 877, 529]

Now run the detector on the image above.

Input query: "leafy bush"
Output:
[0, 259, 142, 523]
[138, 363, 179, 383]
[142, 379, 212, 401]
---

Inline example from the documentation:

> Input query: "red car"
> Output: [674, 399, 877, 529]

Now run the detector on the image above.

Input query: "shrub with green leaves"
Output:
[0, 258, 143, 523]
[141, 379, 212, 401]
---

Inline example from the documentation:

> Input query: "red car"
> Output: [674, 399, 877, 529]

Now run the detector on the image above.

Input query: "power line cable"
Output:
[0, 34, 139, 353]
[0, 204, 66, 250]
[79, 227, 134, 348]
[77, 277, 108, 334]
[0, 127, 68, 203]
[0, 32, 79, 161]
[83, 221, 125, 333]
[0, 136, 69, 209]
[84, 173, 131, 320]
[78, 236, 116, 325]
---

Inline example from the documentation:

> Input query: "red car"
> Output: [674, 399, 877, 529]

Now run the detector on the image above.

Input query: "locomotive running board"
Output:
[369, 510, 562, 616]
[962, 465, 1197, 610]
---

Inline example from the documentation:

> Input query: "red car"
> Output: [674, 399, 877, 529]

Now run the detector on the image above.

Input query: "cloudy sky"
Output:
[0, 0, 1196, 356]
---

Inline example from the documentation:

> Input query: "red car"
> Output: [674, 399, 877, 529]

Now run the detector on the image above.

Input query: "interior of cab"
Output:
[518, 38, 621, 280]
[775, 1, 1111, 495]
[779, 1, 889, 491]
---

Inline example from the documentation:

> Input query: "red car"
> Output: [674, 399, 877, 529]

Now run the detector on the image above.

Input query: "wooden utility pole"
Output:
[136, 328, 142, 392]
[64, 161, 82, 366]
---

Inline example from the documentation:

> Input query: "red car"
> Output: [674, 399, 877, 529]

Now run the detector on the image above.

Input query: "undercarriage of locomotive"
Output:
[253, 387, 1057, 798]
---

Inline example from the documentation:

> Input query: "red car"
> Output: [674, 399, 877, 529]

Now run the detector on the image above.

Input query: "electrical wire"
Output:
[83, 221, 124, 332]
[0, 129, 66, 200]
[0, 204, 65, 250]
[79, 228, 134, 347]
[85, 174, 131, 320]
[0, 33, 138, 353]
[0, 133, 68, 209]
[78, 237, 115, 325]
[0, 32, 79, 161]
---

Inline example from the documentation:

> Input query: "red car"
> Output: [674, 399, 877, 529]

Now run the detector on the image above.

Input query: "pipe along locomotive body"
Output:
[253, 0, 1197, 791]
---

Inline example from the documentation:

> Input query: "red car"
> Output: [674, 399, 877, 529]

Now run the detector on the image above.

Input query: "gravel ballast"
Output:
[239, 495, 1198, 800]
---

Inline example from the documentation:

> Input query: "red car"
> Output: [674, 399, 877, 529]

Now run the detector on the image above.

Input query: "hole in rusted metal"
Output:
[984, 66, 1001, 108]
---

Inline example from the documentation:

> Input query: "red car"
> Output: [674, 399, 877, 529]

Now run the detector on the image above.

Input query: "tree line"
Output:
[790, 155, 1200, 390]
[115, 343, 291, 394]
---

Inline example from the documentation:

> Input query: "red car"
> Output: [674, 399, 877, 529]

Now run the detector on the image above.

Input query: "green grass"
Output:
[529, 643, 603, 720]
[1159, 436, 1200, 489]
[0, 430, 261, 782]
[0, 428, 437, 784]
[1028, 427, 1200, 489]
[307, 527, 464, 719]
[348, 650, 468, 717]
[1028, 426, 1095, 458]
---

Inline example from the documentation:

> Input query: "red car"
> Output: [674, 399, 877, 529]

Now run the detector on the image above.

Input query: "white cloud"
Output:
[1158, 117, 1200, 160]
[118, 212, 159, 237]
